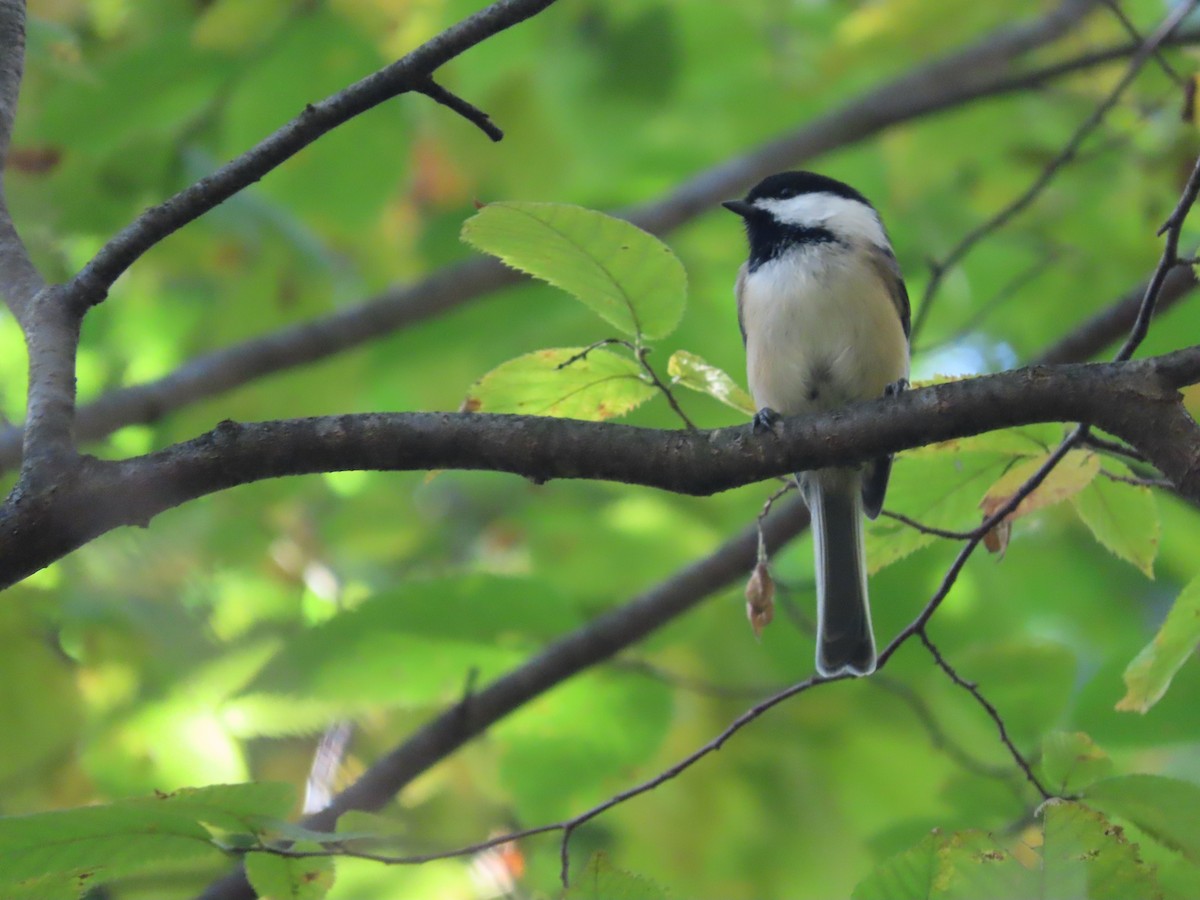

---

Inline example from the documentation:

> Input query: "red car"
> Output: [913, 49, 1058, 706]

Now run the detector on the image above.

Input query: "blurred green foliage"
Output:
[3, 0, 1200, 897]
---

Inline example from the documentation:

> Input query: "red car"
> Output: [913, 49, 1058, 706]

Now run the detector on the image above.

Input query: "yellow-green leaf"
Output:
[667, 350, 754, 414]
[245, 848, 334, 900]
[1038, 801, 1160, 900]
[565, 852, 666, 900]
[1070, 459, 1159, 577]
[979, 449, 1099, 523]
[1087, 774, 1200, 862]
[853, 804, 1160, 900]
[1116, 574, 1200, 713]
[463, 348, 656, 420]
[461, 202, 686, 339]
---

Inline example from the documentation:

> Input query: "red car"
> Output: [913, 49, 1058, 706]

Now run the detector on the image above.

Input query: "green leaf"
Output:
[929, 830, 1033, 900]
[852, 831, 940, 899]
[134, 782, 296, 834]
[0, 804, 217, 888]
[0, 783, 297, 891]
[1070, 460, 1159, 577]
[245, 849, 335, 900]
[463, 347, 656, 420]
[667, 350, 754, 414]
[854, 805, 1160, 900]
[1086, 775, 1200, 862]
[1115, 574, 1200, 713]
[461, 202, 686, 339]
[566, 852, 667, 900]
[1041, 732, 1113, 794]
[1039, 801, 1161, 900]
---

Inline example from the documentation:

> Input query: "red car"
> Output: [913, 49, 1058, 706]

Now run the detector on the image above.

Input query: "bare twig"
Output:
[913, 0, 1199, 338]
[1115, 151, 1200, 362]
[1079, 432, 1147, 462]
[917, 630, 1052, 798]
[871, 676, 1022, 784]
[755, 481, 796, 565]
[1099, 0, 1186, 86]
[1098, 468, 1174, 489]
[880, 509, 977, 541]
[613, 658, 782, 701]
[636, 347, 697, 431]
[415, 77, 504, 142]
[555, 337, 635, 368]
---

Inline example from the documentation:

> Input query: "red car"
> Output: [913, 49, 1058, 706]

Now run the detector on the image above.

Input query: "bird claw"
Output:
[752, 407, 784, 435]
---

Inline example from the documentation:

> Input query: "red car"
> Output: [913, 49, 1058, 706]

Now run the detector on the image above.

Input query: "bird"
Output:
[723, 171, 910, 677]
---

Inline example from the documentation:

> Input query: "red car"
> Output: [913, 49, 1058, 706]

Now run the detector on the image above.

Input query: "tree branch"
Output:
[415, 77, 504, 141]
[5, 347, 1200, 592]
[0, 0, 41, 328]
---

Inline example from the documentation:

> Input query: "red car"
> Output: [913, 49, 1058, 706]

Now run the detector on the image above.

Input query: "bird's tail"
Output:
[802, 470, 876, 677]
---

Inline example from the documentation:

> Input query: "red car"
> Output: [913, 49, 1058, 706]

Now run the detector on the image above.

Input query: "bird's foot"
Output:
[752, 407, 784, 436]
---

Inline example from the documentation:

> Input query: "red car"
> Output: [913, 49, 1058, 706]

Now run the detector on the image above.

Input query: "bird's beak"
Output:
[722, 199, 755, 218]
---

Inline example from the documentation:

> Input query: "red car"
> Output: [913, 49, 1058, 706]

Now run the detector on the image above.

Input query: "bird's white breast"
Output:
[740, 243, 908, 417]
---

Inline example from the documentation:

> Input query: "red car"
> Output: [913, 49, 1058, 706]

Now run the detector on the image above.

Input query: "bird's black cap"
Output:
[741, 171, 875, 208]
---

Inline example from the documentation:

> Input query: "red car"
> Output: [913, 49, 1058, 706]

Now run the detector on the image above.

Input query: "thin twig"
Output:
[918, 630, 1052, 799]
[555, 337, 635, 368]
[1098, 468, 1174, 489]
[913, 0, 1199, 338]
[871, 675, 1021, 783]
[613, 658, 782, 700]
[1115, 150, 1200, 361]
[1099, 0, 1186, 86]
[416, 77, 504, 141]
[1079, 432, 1147, 462]
[635, 346, 697, 430]
[756, 481, 796, 565]
[880, 509, 977, 541]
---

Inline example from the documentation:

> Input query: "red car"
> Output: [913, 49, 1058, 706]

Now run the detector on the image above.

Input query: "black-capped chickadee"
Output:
[723, 171, 911, 678]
